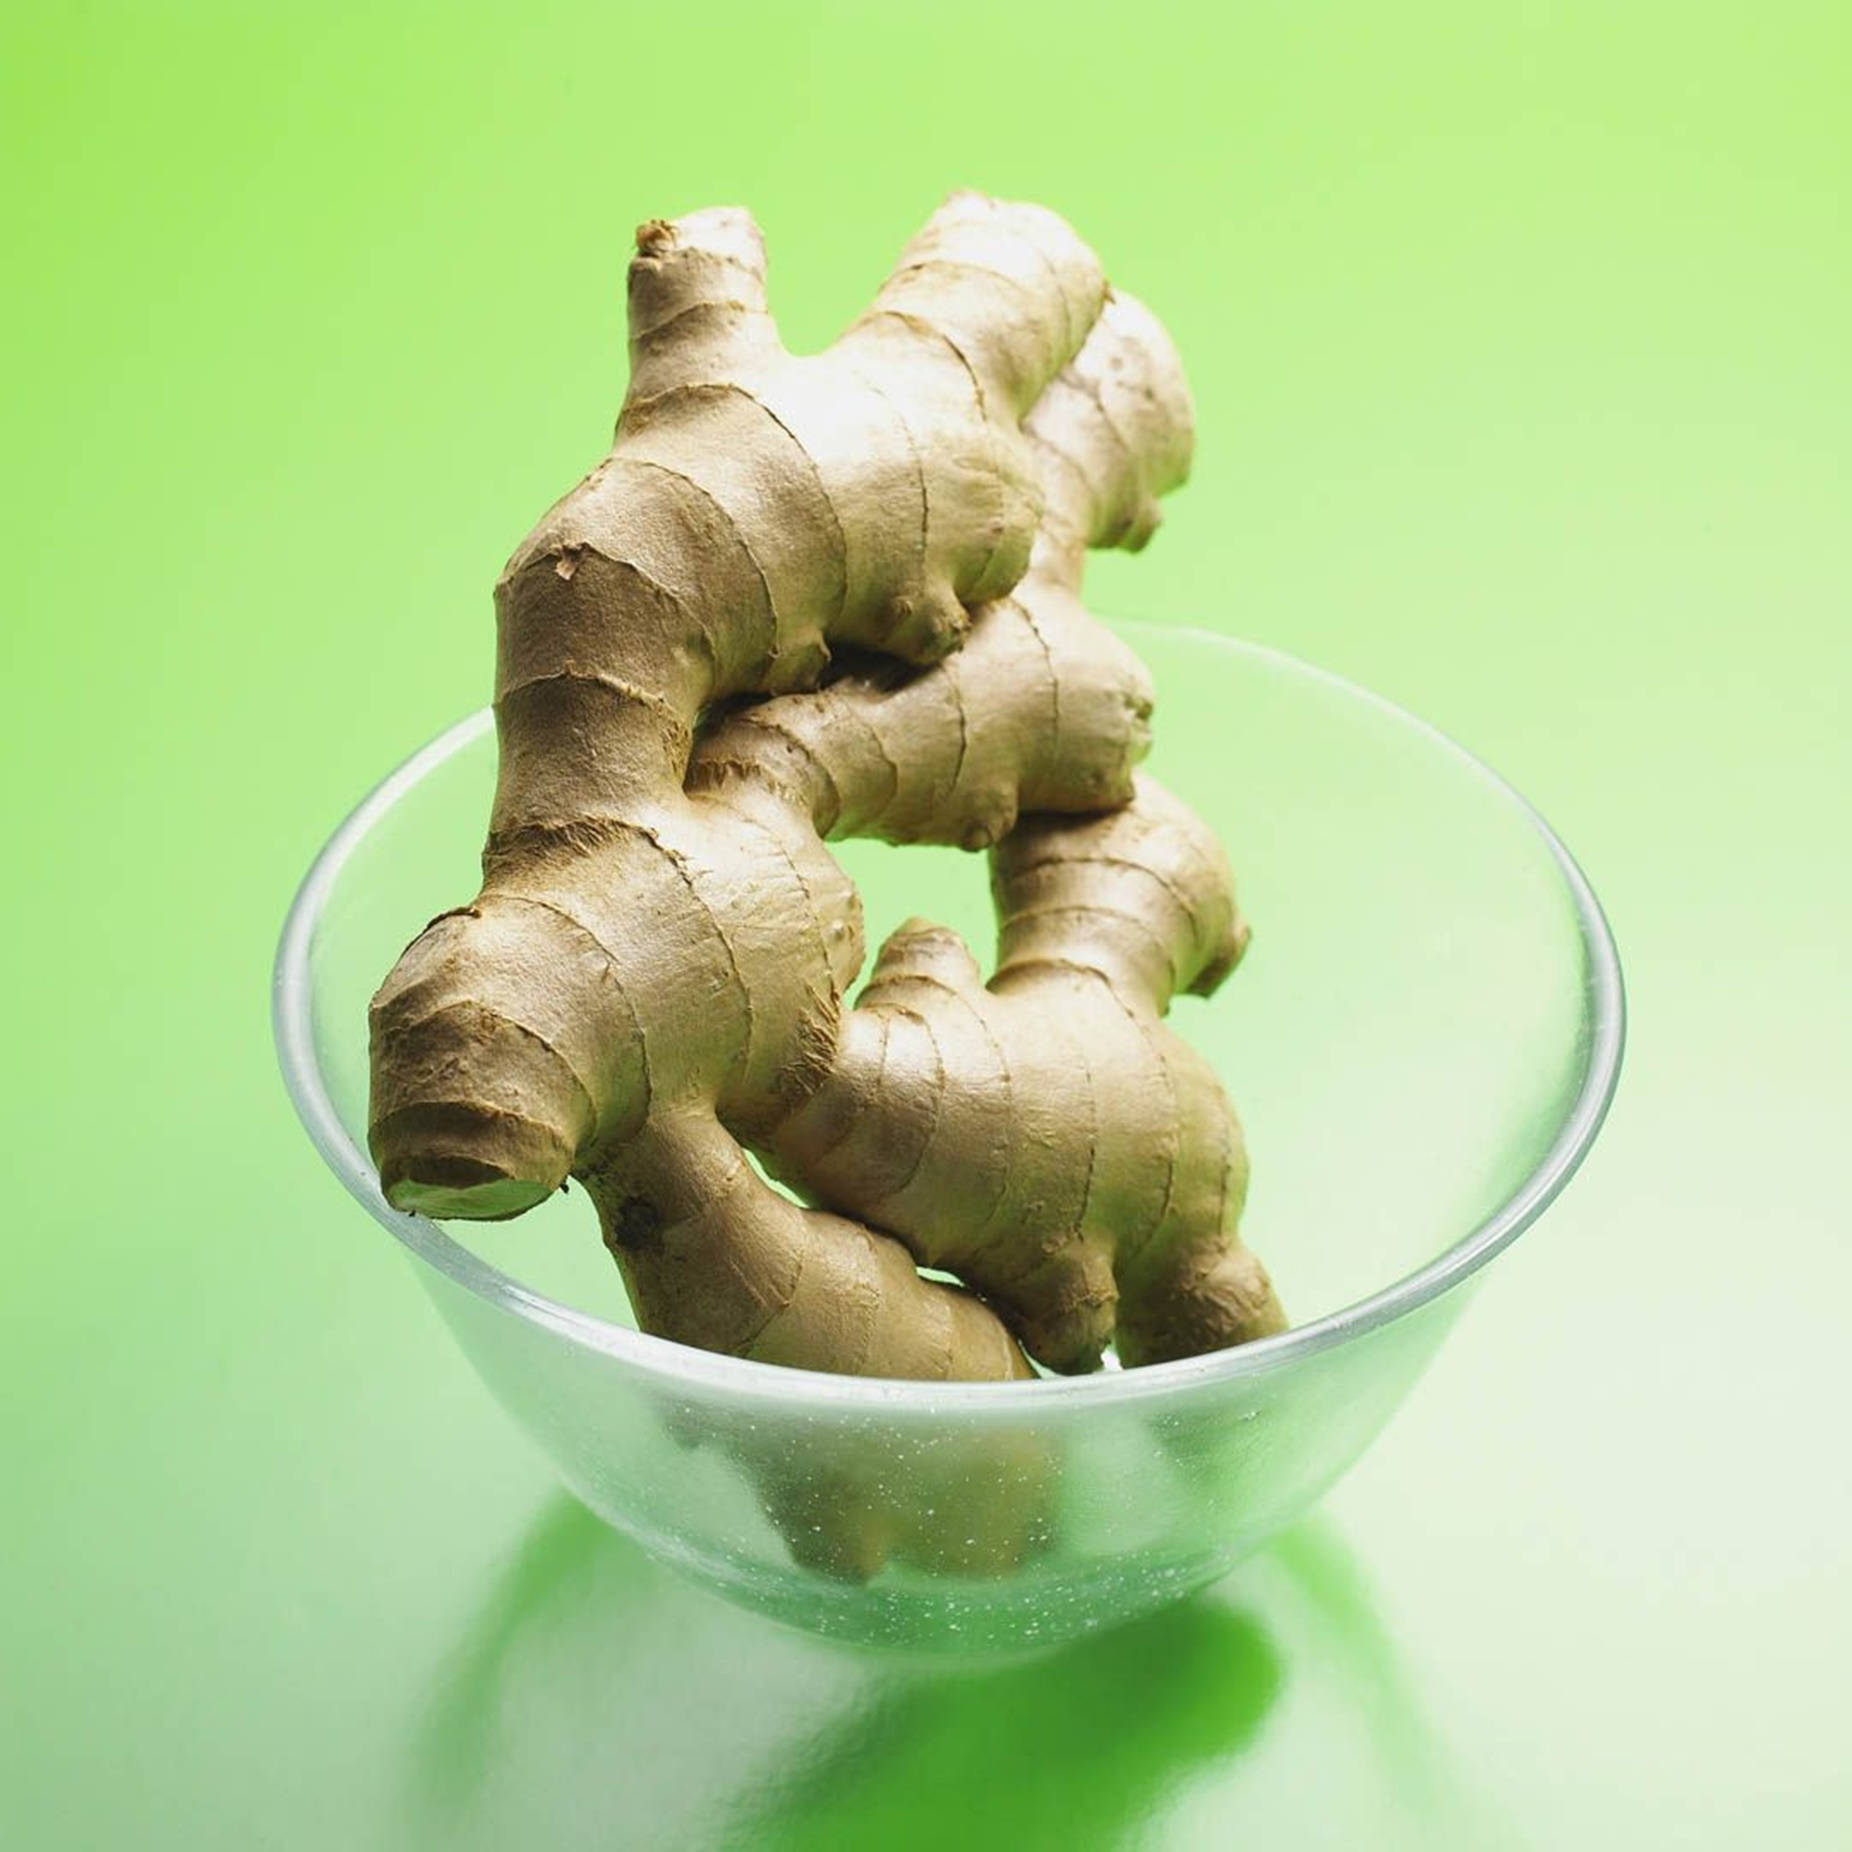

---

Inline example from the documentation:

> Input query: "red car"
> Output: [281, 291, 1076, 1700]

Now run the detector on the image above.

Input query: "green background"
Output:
[4, 3, 1847, 1846]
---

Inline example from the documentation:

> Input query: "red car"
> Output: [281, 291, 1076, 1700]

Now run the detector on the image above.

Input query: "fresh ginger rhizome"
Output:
[367, 195, 1284, 1382]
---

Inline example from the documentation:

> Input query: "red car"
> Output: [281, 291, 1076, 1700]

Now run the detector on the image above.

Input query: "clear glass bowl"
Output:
[274, 624, 1622, 1651]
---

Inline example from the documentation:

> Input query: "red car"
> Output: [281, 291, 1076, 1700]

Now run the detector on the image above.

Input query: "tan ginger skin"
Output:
[368, 194, 1285, 1379]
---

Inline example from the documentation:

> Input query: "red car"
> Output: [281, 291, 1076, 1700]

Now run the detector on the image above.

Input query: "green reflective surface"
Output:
[4, 3, 1847, 1846]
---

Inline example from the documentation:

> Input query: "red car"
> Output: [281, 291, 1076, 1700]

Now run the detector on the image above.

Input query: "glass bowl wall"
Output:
[275, 626, 1622, 1649]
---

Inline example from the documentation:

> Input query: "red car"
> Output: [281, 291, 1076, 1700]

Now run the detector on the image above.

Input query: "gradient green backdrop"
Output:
[5, 4, 1847, 1847]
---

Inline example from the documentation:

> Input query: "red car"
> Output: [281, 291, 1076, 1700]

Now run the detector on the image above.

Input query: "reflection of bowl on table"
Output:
[274, 623, 1622, 1651]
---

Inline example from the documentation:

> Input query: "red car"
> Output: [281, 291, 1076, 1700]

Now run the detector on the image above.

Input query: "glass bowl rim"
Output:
[273, 624, 1624, 1413]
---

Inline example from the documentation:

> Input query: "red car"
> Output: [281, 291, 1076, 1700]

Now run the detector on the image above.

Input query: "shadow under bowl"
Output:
[274, 624, 1623, 1650]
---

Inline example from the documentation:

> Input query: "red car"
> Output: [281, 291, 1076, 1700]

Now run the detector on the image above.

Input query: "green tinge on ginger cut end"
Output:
[385, 1171, 556, 1223]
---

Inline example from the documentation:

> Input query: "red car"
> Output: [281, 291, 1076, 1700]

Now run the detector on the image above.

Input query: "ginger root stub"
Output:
[367, 194, 1285, 1381]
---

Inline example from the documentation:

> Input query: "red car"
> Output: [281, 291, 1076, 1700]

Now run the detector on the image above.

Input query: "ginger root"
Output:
[369, 194, 1284, 1381]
